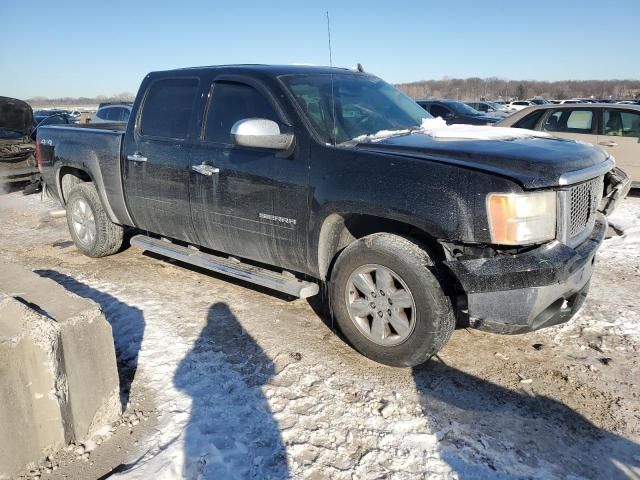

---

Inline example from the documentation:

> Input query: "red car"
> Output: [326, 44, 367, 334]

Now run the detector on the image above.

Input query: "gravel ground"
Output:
[1, 188, 639, 480]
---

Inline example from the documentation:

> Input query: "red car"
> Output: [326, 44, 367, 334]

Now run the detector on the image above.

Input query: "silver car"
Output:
[89, 104, 132, 124]
[497, 104, 640, 187]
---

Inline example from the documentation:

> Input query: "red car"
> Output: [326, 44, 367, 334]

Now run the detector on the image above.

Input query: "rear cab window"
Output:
[139, 77, 200, 139]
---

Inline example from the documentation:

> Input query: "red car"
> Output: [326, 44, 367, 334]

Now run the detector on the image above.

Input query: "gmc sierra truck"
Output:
[37, 65, 630, 367]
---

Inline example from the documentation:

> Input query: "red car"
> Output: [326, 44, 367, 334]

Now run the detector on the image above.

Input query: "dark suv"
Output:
[418, 99, 502, 125]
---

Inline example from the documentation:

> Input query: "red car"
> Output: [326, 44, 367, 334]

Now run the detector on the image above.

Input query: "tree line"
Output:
[24, 78, 640, 107]
[27, 93, 135, 108]
[396, 78, 640, 101]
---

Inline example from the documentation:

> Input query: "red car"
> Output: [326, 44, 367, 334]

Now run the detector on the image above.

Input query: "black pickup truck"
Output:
[37, 65, 630, 367]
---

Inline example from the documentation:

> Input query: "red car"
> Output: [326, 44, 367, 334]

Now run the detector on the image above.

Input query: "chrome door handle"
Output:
[192, 164, 220, 176]
[127, 153, 148, 162]
[599, 141, 617, 147]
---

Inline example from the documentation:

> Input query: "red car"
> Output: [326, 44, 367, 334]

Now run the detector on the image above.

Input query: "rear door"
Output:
[598, 108, 640, 183]
[540, 107, 598, 145]
[189, 78, 310, 270]
[122, 76, 202, 242]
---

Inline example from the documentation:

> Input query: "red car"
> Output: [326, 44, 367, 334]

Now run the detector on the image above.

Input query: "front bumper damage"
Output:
[445, 215, 607, 334]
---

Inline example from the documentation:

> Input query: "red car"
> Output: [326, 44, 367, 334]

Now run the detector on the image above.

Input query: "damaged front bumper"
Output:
[444, 215, 607, 334]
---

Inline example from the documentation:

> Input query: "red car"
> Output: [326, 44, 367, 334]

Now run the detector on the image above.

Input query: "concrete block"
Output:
[0, 264, 121, 478]
[0, 294, 66, 478]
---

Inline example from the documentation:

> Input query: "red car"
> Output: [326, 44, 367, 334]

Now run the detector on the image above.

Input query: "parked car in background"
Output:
[89, 104, 132, 124]
[97, 101, 134, 109]
[34, 109, 77, 125]
[417, 99, 502, 125]
[556, 99, 586, 105]
[1, 98, 69, 190]
[507, 100, 534, 112]
[528, 98, 550, 105]
[1, 96, 37, 188]
[465, 101, 509, 117]
[497, 103, 640, 187]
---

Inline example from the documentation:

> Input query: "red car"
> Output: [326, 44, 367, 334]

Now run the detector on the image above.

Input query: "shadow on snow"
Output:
[174, 302, 288, 479]
[412, 357, 640, 479]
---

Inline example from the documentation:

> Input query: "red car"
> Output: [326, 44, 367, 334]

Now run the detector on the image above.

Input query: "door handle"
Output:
[127, 153, 148, 162]
[599, 141, 617, 147]
[192, 164, 220, 176]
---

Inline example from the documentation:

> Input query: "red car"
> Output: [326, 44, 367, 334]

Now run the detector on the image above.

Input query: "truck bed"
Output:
[37, 123, 132, 225]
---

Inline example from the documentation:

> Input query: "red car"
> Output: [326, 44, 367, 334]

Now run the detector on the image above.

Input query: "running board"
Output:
[130, 235, 319, 298]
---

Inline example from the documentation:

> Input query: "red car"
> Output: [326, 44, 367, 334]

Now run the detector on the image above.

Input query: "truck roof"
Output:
[153, 64, 364, 78]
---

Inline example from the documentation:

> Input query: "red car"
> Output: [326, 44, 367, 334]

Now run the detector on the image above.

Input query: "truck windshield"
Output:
[281, 73, 429, 144]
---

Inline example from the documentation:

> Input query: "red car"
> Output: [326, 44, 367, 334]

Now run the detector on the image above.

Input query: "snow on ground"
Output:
[1, 191, 639, 480]
[552, 196, 640, 340]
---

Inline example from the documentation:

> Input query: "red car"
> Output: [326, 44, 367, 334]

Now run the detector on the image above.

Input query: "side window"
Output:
[430, 105, 450, 118]
[110, 108, 122, 121]
[478, 104, 489, 112]
[113, 107, 130, 122]
[602, 110, 640, 137]
[203, 82, 279, 144]
[97, 108, 110, 120]
[565, 110, 593, 132]
[140, 78, 200, 139]
[513, 109, 545, 130]
[543, 109, 593, 133]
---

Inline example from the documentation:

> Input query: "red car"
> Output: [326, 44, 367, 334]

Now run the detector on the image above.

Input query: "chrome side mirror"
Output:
[230, 118, 294, 152]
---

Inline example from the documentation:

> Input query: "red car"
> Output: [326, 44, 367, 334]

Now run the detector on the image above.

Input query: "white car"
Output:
[555, 99, 586, 105]
[507, 100, 534, 112]
[89, 104, 132, 124]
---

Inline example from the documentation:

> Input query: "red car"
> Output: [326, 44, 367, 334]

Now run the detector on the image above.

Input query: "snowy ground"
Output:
[1, 189, 639, 480]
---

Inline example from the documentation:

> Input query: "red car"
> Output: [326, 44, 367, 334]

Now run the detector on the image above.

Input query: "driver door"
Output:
[189, 79, 310, 271]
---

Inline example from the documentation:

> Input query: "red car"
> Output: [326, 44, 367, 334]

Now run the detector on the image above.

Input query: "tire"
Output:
[330, 233, 454, 367]
[66, 182, 123, 258]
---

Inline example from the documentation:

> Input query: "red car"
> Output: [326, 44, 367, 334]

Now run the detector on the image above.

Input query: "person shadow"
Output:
[35, 269, 145, 411]
[412, 358, 640, 479]
[174, 302, 288, 479]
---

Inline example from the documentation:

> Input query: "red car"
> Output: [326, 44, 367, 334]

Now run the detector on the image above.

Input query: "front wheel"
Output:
[330, 233, 455, 367]
[66, 182, 123, 258]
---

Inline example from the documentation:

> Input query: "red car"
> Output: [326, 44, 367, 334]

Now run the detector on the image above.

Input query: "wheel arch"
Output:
[54, 159, 120, 224]
[316, 212, 445, 281]
[58, 165, 92, 204]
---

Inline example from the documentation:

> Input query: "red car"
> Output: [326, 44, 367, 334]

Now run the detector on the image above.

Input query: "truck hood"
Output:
[354, 132, 610, 189]
[0, 96, 33, 136]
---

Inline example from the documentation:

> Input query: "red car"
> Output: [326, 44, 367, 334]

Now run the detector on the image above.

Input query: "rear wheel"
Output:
[330, 233, 454, 367]
[66, 182, 123, 257]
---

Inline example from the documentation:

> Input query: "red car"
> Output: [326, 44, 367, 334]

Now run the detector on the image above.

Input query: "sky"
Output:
[1, 0, 638, 99]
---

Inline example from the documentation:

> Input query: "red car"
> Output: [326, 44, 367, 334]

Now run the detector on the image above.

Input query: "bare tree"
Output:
[396, 78, 640, 100]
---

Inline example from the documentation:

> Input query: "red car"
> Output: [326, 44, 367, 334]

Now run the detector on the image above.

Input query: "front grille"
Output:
[567, 177, 603, 238]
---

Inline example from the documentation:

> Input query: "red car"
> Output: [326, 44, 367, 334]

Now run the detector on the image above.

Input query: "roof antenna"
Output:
[326, 11, 337, 145]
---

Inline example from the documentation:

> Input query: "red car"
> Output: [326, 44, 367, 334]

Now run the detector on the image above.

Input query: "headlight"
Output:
[486, 192, 556, 245]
